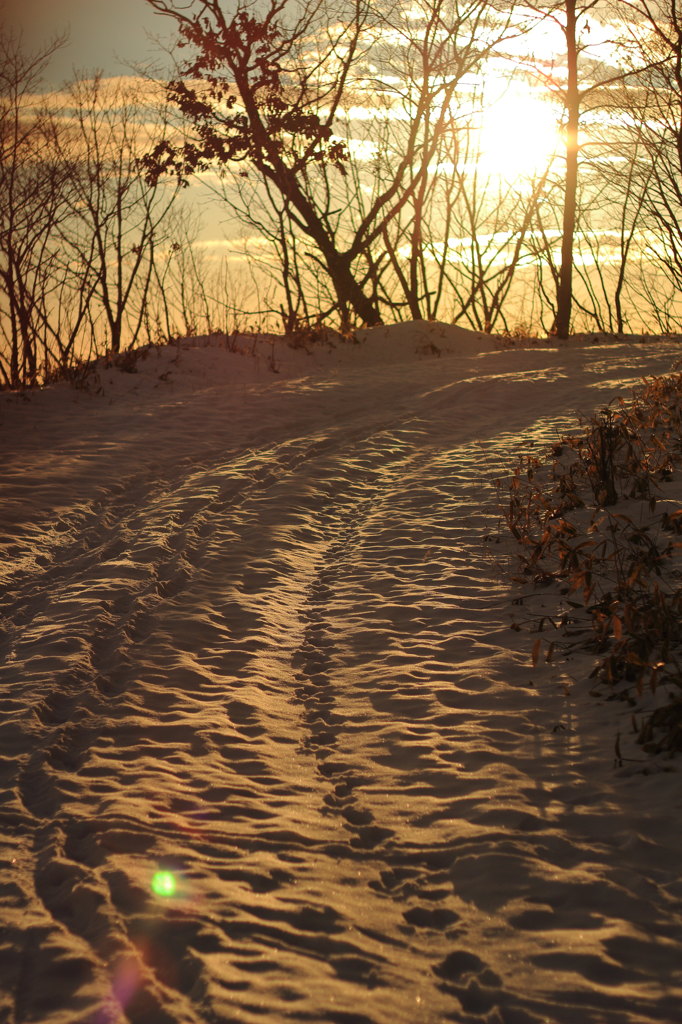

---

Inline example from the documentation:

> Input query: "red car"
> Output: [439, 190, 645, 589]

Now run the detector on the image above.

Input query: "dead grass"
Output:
[499, 368, 682, 759]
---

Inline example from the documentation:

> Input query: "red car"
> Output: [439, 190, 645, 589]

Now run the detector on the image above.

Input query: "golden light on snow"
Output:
[3, 326, 682, 1022]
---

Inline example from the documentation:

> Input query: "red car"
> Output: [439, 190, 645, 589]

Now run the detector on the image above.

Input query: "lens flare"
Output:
[151, 869, 177, 897]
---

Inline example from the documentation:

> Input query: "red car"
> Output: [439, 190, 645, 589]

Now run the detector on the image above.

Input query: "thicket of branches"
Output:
[0, 31, 249, 388]
[4, 1, 682, 387]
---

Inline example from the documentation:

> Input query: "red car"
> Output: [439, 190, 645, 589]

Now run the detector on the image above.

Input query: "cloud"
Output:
[4, 0, 173, 86]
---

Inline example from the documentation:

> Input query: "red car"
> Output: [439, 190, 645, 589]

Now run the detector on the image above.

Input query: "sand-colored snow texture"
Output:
[0, 323, 681, 1024]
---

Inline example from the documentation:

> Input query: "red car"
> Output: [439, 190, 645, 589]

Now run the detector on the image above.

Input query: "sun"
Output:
[475, 81, 562, 181]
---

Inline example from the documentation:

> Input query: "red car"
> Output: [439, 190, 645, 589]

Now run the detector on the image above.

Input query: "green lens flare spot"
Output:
[151, 870, 177, 898]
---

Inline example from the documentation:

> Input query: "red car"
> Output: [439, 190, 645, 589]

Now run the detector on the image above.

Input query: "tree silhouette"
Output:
[0, 29, 69, 386]
[144, 0, 526, 327]
[521, 1, 636, 337]
[144, 0, 380, 325]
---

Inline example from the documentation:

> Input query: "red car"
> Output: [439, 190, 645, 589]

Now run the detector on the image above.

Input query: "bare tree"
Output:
[612, 1, 682, 324]
[519, 1, 639, 336]
[0, 28, 70, 386]
[54, 74, 181, 354]
[144, 0, 528, 327]
[382, 80, 554, 331]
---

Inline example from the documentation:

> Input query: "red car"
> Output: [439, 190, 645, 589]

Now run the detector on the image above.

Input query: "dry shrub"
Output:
[499, 370, 682, 759]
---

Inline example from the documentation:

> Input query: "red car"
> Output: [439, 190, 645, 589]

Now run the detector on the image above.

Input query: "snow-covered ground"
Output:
[1, 322, 681, 1024]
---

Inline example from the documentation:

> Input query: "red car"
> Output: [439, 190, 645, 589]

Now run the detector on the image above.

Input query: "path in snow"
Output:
[1, 335, 681, 1024]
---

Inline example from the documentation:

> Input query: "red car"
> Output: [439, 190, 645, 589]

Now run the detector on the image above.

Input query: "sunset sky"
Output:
[5, 0, 174, 82]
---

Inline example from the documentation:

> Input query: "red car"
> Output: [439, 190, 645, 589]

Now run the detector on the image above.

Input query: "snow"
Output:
[1, 322, 681, 1024]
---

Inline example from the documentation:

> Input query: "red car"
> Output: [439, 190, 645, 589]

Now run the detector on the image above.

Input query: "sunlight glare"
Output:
[476, 83, 561, 180]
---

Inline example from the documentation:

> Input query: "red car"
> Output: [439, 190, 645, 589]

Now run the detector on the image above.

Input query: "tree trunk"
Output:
[323, 247, 382, 326]
[554, 0, 579, 339]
